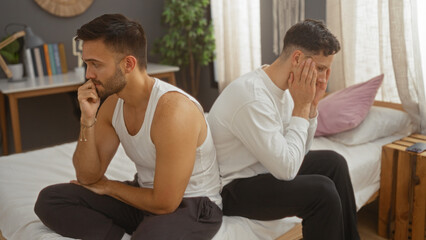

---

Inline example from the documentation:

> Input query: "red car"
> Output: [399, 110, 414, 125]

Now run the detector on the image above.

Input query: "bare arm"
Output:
[73, 92, 204, 214]
[72, 80, 120, 185]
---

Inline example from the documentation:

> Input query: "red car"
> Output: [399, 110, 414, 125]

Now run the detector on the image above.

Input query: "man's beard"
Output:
[94, 66, 127, 100]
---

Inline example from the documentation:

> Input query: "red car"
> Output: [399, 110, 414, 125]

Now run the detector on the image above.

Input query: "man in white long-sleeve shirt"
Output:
[207, 19, 360, 240]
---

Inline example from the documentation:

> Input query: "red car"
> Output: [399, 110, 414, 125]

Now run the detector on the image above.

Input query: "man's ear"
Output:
[291, 50, 304, 67]
[122, 56, 137, 73]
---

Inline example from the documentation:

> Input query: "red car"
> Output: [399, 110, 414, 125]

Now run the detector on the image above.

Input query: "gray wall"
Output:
[0, 1, 169, 153]
[0, 0, 326, 154]
[0, 0, 167, 70]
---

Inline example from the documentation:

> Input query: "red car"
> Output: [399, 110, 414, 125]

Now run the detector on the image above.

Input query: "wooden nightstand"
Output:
[378, 134, 426, 240]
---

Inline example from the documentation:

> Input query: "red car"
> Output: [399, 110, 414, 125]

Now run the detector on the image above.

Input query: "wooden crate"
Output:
[378, 134, 426, 240]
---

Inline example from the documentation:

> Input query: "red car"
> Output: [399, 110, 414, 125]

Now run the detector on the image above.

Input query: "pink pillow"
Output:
[315, 74, 384, 137]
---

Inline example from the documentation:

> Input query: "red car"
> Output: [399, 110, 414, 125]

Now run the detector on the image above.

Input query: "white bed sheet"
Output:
[0, 134, 405, 240]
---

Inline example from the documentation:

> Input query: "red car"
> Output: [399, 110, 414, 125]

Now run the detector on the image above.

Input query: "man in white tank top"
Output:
[34, 14, 222, 240]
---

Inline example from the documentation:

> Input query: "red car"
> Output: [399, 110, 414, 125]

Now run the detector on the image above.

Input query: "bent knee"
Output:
[34, 183, 75, 220]
[34, 185, 58, 219]
[311, 175, 340, 205]
[322, 150, 349, 170]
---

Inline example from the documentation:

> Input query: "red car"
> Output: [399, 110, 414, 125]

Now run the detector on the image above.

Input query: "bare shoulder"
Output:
[156, 91, 202, 120]
[152, 91, 204, 135]
[97, 95, 119, 123]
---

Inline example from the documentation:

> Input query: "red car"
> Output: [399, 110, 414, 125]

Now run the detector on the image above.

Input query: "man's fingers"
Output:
[306, 60, 315, 85]
[78, 90, 99, 104]
[78, 89, 98, 100]
[78, 80, 99, 101]
[296, 60, 306, 82]
[300, 58, 311, 83]
[88, 92, 99, 103]
[311, 68, 317, 87]
[79, 80, 95, 90]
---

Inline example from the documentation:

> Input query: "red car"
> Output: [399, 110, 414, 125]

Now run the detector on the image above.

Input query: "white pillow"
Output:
[327, 106, 413, 145]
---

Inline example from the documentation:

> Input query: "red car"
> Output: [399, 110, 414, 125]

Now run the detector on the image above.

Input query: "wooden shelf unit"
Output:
[378, 134, 426, 240]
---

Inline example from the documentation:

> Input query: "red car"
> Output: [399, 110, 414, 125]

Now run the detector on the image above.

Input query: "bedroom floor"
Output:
[357, 200, 387, 240]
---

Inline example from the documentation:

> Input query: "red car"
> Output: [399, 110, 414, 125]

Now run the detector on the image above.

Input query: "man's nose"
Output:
[85, 66, 95, 80]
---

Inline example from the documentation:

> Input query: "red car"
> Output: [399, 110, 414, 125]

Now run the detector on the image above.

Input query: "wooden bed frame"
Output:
[275, 100, 404, 240]
[0, 101, 403, 240]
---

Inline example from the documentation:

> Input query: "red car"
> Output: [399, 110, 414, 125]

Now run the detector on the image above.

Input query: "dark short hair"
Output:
[281, 19, 340, 58]
[76, 14, 147, 69]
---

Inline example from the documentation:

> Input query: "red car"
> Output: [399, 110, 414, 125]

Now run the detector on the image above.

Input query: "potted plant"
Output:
[153, 0, 215, 97]
[0, 36, 23, 80]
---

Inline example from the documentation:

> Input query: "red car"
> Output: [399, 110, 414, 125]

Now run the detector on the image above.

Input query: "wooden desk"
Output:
[0, 63, 179, 154]
[378, 133, 426, 240]
[147, 63, 178, 85]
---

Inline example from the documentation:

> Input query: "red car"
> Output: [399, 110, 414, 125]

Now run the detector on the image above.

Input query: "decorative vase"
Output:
[8, 63, 24, 81]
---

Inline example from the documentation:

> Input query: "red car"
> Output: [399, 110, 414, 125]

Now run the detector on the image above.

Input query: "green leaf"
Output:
[152, 0, 215, 90]
[0, 50, 19, 64]
[196, 27, 204, 36]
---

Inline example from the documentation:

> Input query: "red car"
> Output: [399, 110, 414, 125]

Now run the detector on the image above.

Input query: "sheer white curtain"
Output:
[327, 0, 426, 134]
[273, 0, 305, 56]
[414, 0, 426, 133]
[211, 0, 261, 92]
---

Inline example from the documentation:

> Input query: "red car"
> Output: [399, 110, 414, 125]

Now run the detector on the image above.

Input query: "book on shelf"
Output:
[23, 42, 69, 78]
[32, 47, 43, 77]
[43, 44, 52, 76]
[23, 48, 35, 79]
[52, 43, 62, 74]
[47, 44, 56, 75]
[37, 45, 48, 76]
[58, 43, 68, 73]
[29, 47, 38, 77]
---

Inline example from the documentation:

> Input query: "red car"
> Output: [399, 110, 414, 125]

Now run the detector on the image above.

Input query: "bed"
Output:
[0, 101, 413, 240]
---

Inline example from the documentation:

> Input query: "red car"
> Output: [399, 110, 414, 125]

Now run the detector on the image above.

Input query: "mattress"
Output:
[0, 134, 406, 240]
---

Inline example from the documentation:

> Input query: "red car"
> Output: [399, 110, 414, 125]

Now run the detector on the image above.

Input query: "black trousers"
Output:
[34, 178, 222, 240]
[221, 150, 360, 240]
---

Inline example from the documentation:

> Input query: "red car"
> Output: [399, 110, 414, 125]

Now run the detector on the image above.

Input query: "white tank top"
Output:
[112, 78, 222, 207]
